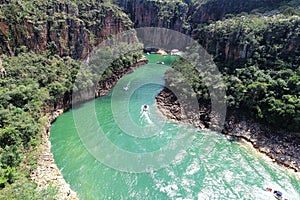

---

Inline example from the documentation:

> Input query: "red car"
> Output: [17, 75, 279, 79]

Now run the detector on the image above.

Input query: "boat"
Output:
[266, 188, 287, 200]
[273, 190, 283, 199]
[142, 104, 149, 112]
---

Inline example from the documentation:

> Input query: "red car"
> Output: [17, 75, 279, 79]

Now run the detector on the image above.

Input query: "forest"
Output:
[0, 51, 79, 198]
[168, 13, 300, 131]
[0, 46, 142, 199]
[0, 0, 142, 198]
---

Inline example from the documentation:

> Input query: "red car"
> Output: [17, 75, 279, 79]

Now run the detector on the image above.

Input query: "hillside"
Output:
[0, 0, 132, 58]
[0, 0, 140, 199]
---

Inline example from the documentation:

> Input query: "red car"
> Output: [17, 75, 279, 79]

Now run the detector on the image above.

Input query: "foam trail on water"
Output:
[123, 80, 132, 91]
[143, 112, 153, 124]
[140, 105, 153, 124]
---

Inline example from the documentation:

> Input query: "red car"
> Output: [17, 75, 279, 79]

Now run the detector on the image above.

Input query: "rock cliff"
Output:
[189, 0, 284, 25]
[0, 0, 293, 59]
[117, 0, 287, 34]
[156, 87, 300, 172]
[0, 1, 133, 59]
[193, 14, 300, 62]
[117, 0, 189, 33]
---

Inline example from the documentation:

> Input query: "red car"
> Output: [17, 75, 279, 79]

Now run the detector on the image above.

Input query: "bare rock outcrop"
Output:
[31, 110, 78, 200]
[156, 87, 300, 172]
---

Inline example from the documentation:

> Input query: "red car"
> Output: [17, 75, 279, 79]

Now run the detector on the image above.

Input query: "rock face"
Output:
[223, 117, 300, 172]
[116, 0, 296, 63]
[0, 1, 133, 59]
[31, 109, 78, 200]
[155, 88, 300, 172]
[193, 15, 300, 63]
[156, 87, 207, 129]
[96, 57, 148, 97]
[189, 0, 283, 25]
[118, 0, 189, 33]
[0, 0, 291, 60]
[117, 0, 284, 34]
[0, 58, 5, 78]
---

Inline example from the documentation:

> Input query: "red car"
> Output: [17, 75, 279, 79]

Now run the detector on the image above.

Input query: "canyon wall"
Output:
[117, 0, 286, 33]
[193, 14, 300, 63]
[118, 0, 189, 33]
[189, 0, 284, 25]
[0, 1, 133, 59]
[0, 0, 292, 60]
[116, 0, 295, 62]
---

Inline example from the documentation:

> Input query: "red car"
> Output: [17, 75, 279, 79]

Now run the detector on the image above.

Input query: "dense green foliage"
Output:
[148, 0, 188, 22]
[0, 0, 143, 196]
[0, 42, 143, 188]
[0, 176, 58, 200]
[0, 48, 143, 197]
[170, 14, 300, 131]
[0, 0, 132, 58]
[0, 0, 131, 28]
[0, 52, 78, 194]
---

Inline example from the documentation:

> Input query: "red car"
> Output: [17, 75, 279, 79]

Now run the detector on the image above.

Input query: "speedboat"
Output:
[273, 190, 283, 199]
[266, 188, 286, 200]
[142, 104, 149, 112]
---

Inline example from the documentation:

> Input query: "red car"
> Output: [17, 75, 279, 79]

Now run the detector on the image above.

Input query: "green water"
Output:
[50, 55, 300, 199]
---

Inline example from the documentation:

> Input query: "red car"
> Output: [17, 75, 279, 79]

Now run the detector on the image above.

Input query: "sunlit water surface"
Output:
[51, 55, 300, 199]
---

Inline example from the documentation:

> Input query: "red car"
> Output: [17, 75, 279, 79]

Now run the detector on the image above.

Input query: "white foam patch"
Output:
[223, 170, 233, 182]
[176, 195, 193, 200]
[185, 158, 200, 175]
[181, 177, 195, 193]
[159, 183, 179, 198]
[168, 170, 175, 178]
[198, 189, 220, 200]
[173, 150, 187, 164]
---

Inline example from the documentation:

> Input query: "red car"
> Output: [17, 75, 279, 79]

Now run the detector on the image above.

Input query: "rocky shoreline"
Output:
[30, 57, 148, 199]
[155, 87, 300, 173]
[31, 110, 78, 199]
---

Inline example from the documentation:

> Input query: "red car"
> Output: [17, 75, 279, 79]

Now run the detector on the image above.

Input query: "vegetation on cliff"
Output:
[117, 0, 300, 35]
[117, 0, 189, 32]
[167, 13, 300, 131]
[189, 0, 287, 23]
[0, 51, 79, 198]
[0, 0, 133, 58]
[0, 46, 143, 198]
[0, 0, 143, 198]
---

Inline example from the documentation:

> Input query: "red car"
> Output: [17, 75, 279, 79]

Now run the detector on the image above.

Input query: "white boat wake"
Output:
[140, 105, 153, 124]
